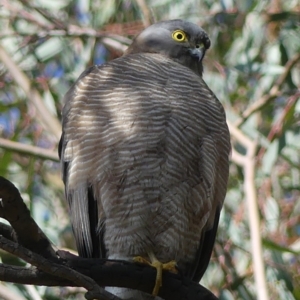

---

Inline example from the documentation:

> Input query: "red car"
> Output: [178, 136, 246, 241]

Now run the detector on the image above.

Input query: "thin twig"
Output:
[135, 0, 153, 27]
[0, 29, 126, 39]
[102, 37, 128, 53]
[0, 138, 59, 162]
[257, 91, 300, 160]
[0, 0, 53, 30]
[18, 0, 67, 29]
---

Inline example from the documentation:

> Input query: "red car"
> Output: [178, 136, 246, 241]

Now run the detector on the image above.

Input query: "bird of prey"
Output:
[59, 19, 231, 299]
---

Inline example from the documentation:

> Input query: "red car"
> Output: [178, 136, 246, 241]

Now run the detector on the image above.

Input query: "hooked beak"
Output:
[188, 44, 206, 62]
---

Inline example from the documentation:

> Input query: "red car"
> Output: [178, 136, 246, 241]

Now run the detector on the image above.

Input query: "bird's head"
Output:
[125, 19, 211, 76]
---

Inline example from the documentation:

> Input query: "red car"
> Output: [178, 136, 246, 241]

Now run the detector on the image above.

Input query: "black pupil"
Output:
[177, 33, 183, 40]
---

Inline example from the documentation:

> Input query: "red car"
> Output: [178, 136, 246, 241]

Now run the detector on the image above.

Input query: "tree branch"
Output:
[228, 122, 269, 300]
[0, 176, 56, 258]
[0, 250, 218, 300]
[0, 223, 17, 243]
[0, 138, 59, 162]
[0, 237, 117, 300]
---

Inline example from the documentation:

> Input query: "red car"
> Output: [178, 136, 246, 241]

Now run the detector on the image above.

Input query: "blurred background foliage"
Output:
[0, 0, 300, 299]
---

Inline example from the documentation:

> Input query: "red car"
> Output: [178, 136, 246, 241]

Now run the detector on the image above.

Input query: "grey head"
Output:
[125, 19, 211, 76]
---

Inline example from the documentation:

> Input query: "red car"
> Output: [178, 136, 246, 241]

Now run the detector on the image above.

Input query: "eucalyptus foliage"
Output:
[0, 0, 299, 299]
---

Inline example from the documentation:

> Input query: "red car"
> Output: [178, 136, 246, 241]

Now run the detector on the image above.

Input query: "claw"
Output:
[133, 253, 178, 296]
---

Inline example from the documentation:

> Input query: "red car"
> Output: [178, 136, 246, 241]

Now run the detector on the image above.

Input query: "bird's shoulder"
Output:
[62, 52, 204, 110]
[87, 53, 200, 82]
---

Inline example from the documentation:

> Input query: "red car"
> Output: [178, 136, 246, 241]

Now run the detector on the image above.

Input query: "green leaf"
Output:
[262, 139, 279, 174]
[263, 239, 300, 255]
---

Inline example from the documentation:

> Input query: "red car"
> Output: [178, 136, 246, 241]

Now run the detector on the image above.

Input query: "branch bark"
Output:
[0, 176, 56, 258]
[0, 236, 117, 300]
[0, 250, 218, 300]
[228, 122, 269, 300]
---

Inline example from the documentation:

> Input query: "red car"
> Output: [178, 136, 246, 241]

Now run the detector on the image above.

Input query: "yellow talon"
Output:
[133, 253, 178, 296]
[133, 256, 150, 264]
[161, 260, 177, 273]
[151, 259, 163, 295]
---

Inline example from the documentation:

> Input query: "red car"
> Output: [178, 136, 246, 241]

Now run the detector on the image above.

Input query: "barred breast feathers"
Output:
[62, 52, 230, 264]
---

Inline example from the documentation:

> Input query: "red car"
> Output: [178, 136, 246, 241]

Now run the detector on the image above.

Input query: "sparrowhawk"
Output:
[59, 19, 231, 299]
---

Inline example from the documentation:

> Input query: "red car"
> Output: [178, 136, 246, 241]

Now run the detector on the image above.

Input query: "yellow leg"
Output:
[133, 252, 178, 296]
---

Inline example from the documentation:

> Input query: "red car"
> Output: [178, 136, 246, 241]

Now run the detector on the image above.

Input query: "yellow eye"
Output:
[172, 30, 187, 42]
